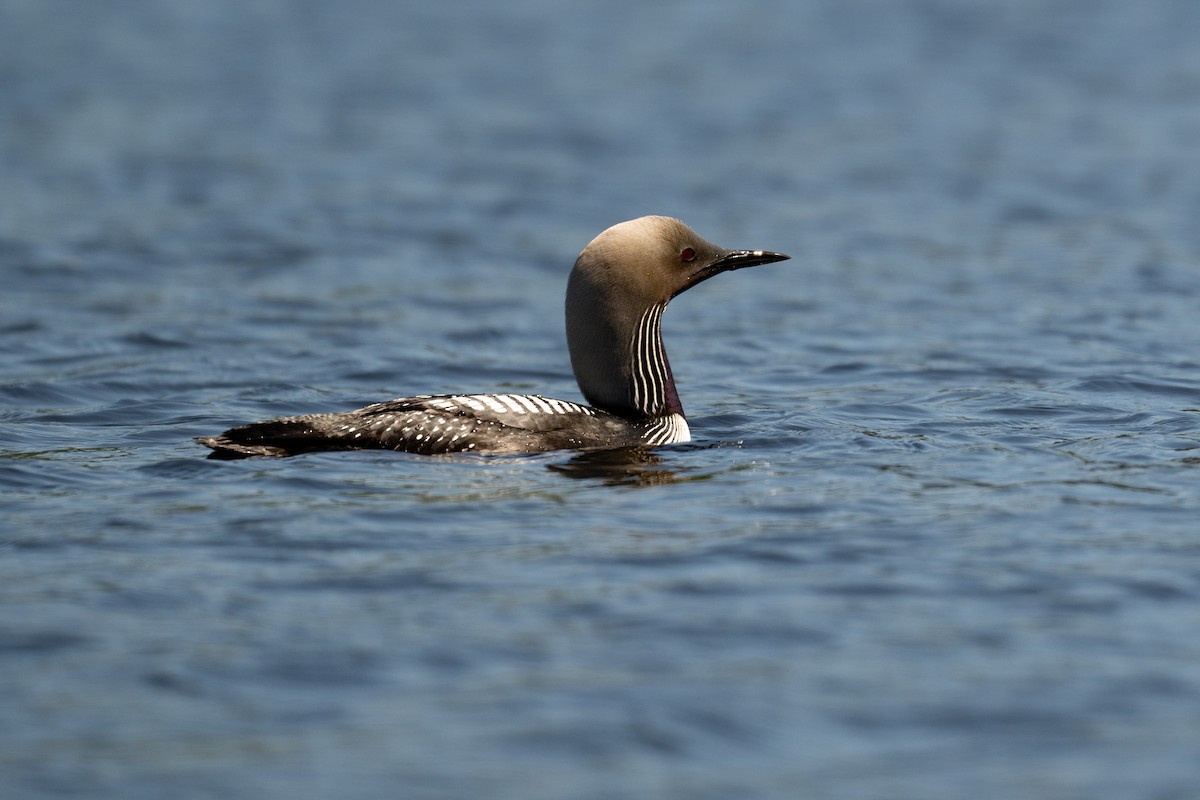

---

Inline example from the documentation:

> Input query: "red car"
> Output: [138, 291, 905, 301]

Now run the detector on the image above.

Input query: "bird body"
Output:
[197, 216, 786, 458]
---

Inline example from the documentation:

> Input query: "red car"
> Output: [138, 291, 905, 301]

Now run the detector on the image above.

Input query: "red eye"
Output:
[680, 247, 696, 262]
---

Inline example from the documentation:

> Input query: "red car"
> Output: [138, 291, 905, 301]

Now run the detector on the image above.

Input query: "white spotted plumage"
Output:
[366, 392, 686, 450]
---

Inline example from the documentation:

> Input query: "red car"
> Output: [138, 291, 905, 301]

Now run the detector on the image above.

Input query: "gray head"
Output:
[565, 216, 789, 417]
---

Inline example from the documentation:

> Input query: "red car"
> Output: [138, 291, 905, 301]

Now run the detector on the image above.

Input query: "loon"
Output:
[197, 216, 788, 458]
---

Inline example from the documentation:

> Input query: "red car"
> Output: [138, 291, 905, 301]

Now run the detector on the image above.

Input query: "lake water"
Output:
[3, 1, 1200, 798]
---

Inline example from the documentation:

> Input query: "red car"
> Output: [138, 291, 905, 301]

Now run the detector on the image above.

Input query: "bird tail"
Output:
[195, 418, 337, 459]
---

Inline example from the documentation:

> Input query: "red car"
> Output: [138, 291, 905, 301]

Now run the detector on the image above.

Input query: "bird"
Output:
[196, 216, 788, 458]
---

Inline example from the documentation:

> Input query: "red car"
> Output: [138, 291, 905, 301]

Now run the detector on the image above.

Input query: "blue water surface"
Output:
[3, 1, 1200, 798]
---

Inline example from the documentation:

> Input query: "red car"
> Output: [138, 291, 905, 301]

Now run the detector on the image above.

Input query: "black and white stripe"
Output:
[415, 394, 596, 417]
[641, 412, 690, 446]
[624, 304, 691, 444]
[629, 302, 669, 416]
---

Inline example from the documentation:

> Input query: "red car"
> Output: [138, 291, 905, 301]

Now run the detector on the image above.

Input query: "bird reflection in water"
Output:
[547, 447, 690, 486]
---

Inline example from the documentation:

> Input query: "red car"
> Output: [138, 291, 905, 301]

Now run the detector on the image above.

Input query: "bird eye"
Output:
[680, 247, 696, 262]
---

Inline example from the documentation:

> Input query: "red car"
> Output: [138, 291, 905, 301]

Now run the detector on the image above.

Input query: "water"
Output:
[3, 1, 1200, 797]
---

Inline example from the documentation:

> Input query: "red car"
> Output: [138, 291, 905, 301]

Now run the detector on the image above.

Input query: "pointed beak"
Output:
[712, 249, 791, 272]
[679, 249, 790, 295]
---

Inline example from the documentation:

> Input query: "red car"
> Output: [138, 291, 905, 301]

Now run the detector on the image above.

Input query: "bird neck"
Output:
[626, 302, 684, 418]
[566, 284, 684, 420]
